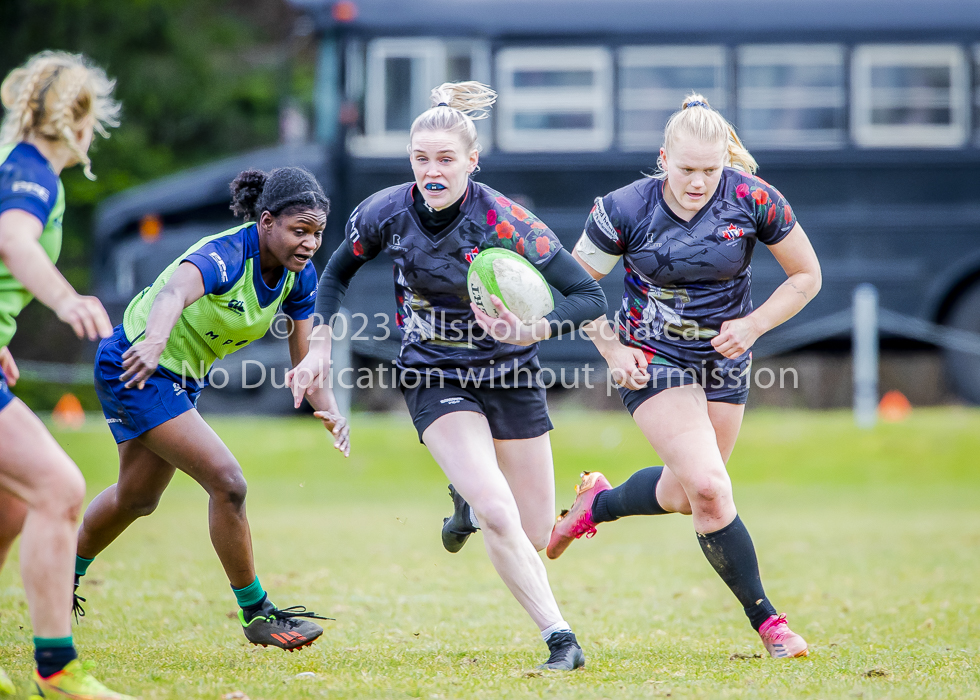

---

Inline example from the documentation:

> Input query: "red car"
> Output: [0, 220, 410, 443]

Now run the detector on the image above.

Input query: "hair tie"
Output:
[686, 100, 707, 108]
[437, 102, 450, 107]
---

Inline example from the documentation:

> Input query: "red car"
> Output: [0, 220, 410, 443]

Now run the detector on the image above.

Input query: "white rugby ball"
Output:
[467, 248, 555, 324]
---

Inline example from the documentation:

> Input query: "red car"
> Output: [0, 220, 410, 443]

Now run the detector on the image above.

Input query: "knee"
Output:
[473, 498, 520, 538]
[31, 465, 85, 521]
[116, 488, 164, 518]
[207, 466, 248, 511]
[688, 473, 732, 513]
[527, 527, 550, 553]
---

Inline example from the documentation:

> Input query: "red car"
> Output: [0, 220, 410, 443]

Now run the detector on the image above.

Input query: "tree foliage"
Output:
[2, 0, 308, 358]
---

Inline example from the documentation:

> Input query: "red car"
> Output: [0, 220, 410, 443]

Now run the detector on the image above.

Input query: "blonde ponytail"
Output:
[653, 93, 757, 179]
[409, 81, 497, 154]
[0, 51, 120, 180]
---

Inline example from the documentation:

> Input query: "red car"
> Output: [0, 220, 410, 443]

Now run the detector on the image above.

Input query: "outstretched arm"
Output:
[711, 223, 822, 359]
[287, 317, 350, 456]
[0, 209, 112, 340]
[119, 262, 205, 389]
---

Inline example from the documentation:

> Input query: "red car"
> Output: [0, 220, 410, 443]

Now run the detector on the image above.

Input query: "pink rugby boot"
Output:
[547, 471, 612, 559]
[758, 614, 809, 658]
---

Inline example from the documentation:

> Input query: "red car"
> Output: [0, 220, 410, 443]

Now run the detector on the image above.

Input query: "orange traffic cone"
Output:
[878, 390, 912, 422]
[52, 392, 85, 430]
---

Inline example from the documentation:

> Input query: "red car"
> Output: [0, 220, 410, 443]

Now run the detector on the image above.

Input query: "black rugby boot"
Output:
[441, 484, 478, 553]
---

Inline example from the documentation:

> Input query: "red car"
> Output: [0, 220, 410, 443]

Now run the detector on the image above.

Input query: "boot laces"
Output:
[268, 606, 333, 627]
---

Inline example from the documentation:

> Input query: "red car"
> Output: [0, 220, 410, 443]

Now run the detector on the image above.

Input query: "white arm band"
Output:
[574, 232, 621, 275]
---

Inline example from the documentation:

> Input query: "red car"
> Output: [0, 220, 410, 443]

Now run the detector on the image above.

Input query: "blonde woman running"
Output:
[0, 51, 133, 699]
[549, 94, 821, 659]
[288, 82, 606, 670]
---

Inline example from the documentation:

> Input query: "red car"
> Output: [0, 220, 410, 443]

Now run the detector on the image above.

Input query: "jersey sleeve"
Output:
[742, 176, 797, 245]
[345, 198, 384, 262]
[486, 193, 561, 268]
[281, 261, 319, 320]
[0, 153, 58, 226]
[182, 231, 248, 296]
[574, 192, 630, 275]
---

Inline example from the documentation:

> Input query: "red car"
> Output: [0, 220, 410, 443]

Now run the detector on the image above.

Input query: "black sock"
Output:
[697, 515, 777, 631]
[35, 645, 78, 678]
[242, 593, 270, 622]
[592, 467, 669, 523]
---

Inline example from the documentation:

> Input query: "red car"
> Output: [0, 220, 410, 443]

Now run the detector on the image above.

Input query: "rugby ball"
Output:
[467, 248, 555, 324]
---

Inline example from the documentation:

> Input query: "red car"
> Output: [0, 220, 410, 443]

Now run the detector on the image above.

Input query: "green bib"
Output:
[122, 224, 297, 380]
[0, 143, 65, 349]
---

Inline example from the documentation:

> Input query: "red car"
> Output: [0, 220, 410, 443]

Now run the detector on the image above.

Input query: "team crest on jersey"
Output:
[590, 197, 619, 241]
[227, 299, 245, 314]
[721, 223, 745, 240]
[464, 246, 479, 264]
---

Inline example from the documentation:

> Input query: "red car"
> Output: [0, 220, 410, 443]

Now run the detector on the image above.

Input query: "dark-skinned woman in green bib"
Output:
[74, 167, 348, 651]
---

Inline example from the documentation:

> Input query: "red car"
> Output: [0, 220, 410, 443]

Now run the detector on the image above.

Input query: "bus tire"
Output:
[943, 282, 980, 405]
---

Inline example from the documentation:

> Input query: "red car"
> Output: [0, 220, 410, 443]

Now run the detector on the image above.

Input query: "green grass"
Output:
[1, 408, 979, 699]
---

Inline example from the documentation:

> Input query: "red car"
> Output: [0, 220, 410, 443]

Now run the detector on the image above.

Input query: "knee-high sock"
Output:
[697, 515, 777, 630]
[592, 467, 669, 523]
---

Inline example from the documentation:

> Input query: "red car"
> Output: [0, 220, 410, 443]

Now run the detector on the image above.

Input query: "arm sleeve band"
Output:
[573, 232, 622, 274]
[539, 248, 607, 338]
[313, 240, 368, 324]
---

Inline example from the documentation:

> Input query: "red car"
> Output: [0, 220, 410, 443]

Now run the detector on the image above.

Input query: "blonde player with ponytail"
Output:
[550, 94, 822, 659]
[289, 82, 606, 670]
[0, 51, 133, 698]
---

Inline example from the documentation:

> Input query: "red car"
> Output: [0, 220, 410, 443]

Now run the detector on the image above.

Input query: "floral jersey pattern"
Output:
[584, 167, 797, 367]
[346, 179, 561, 383]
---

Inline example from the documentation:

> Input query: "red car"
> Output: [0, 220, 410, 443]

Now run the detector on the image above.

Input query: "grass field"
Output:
[1, 408, 979, 699]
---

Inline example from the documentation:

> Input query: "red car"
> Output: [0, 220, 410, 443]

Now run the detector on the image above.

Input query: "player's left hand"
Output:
[314, 410, 350, 457]
[711, 316, 762, 359]
[0, 347, 19, 386]
[471, 295, 546, 346]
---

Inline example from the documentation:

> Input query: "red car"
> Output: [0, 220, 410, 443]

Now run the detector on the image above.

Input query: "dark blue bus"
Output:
[93, 0, 980, 405]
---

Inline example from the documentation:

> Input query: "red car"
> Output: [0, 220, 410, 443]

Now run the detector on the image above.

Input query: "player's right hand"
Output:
[119, 339, 165, 389]
[55, 294, 113, 341]
[285, 353, 330, 409]
[603, 344, 650, 390]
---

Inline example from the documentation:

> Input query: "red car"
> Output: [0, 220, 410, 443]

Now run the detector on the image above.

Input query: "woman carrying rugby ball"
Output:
[287, 82, 605, 670]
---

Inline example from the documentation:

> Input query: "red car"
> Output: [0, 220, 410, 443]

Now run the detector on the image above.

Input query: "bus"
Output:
[92, 0, 980, 407]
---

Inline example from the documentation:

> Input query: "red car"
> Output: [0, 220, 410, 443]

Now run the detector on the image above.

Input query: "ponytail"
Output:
[229, 167, 329, 222]
[653, 93, 757, 179]
[409, 81, 497, 154]
[0, 51, 120, 180]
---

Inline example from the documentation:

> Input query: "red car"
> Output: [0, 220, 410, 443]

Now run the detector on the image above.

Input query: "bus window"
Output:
[351, 38, 489, 156]
[852, 44, 969, 148]
[496, 47, 613, 152]
[974, 45, 980, 145]
[618, 46, 727, 152]
[736, 44, 846, 149]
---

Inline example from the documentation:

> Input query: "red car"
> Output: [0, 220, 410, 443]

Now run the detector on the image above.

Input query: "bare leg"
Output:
[494, 437, 556, 552]
[424, 412, 564, 631]
[631, 385, 736, 533]
[654, 400, 746, 516]
[77, 439, 176, 559]
[0, 400, 85, 639]
[0, 488, 27, 570]
[134, 410, 255, 588]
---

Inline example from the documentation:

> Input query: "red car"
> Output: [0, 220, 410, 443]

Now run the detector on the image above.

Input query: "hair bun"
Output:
[229, 169, 268, 220]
